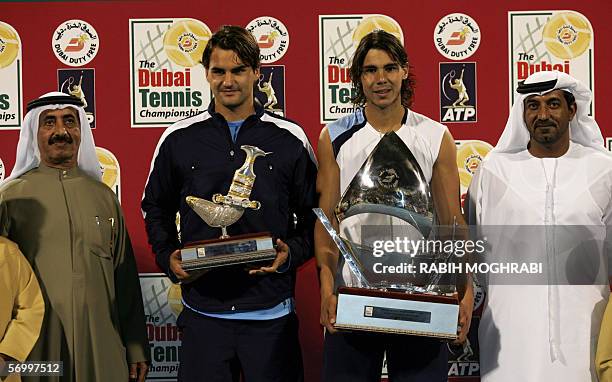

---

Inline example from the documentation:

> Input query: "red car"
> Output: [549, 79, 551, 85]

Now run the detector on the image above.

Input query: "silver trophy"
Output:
[180, 145, 277, 271]
[316, 132, 459, 339]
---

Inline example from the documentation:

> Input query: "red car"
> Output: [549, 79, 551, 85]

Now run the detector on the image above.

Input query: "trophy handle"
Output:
[313, 208, 370, 288]
[216, 145, 271, 210]
[186, 145, 270, 241]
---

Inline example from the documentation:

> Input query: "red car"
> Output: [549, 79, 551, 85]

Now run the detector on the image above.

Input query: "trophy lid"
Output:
[335, 131, 434, 237]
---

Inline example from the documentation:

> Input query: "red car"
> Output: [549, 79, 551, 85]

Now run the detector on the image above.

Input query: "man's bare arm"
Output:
[431, 130, 464, 227]
[431, 129, 474, 344]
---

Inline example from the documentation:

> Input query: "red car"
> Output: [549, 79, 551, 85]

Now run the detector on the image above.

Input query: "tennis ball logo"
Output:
[95, 147, 119, 189]
[0, 22, 20, 69]
[456, 141, 493, 188]
[352, 15, 404, 45]
[542, 12, 592, 60]
[163, 19, 211, 67]
[167, 283, 183, 317]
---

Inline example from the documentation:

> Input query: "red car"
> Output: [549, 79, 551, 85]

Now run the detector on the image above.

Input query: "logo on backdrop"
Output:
[255, 65, 285, 116]
[58, 68, 96, 128]
[129, 18, 211, 128]
[447, 317, 480, 377]
[606, 138, 612, 152]
[508, 10, 594, 114]
[455, 140, 493, 210]
[95, 147, 121, 200]
[319, 14, 403, 123]
[434, 13, 481, 60]
[246, 17, 290, 64]
[52, 20, 99, 67]
[0, 157, 5, 181]
[472, 282, 485, 313]
[440, 62, 477, 123]
[140, 274, 182, 378]
[0, 21, 22, 130]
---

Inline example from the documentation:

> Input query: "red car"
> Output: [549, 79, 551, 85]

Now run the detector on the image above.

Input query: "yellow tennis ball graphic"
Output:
[353, 15, 404, 45]
[167, 283, 183, 317]
[456, 141, 493, 188]
[164, 19, 211, 67]
[0, 22, 20, 69]
[96, 148, 119, 189]
[542, 12, 592, 60]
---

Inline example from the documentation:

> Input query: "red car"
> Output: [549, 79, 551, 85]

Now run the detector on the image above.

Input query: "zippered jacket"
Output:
[142, 102, 318, 313]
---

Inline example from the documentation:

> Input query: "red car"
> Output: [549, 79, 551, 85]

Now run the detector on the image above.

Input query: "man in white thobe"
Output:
[467, 71, 612, 382]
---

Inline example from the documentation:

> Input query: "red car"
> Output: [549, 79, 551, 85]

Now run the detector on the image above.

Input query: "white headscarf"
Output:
[494, 71, 604, 153]
[3, 91, 102, 183]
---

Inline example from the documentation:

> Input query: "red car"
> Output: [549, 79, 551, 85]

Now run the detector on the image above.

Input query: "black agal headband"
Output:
[516, 79, 558, 94]
[26, 95, 84, 112]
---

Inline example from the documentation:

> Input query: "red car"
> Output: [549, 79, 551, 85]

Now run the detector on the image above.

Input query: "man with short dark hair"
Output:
[467, 71, 612, 381]
[142, 25, 317, 381]
[316, 30, 473, 381]
[0, 92, 149, 382]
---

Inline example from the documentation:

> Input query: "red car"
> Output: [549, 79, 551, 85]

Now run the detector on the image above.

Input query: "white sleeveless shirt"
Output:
[328, 108, 447, 286]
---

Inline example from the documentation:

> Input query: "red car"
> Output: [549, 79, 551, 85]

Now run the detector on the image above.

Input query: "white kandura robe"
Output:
[467, 142, 612, 382]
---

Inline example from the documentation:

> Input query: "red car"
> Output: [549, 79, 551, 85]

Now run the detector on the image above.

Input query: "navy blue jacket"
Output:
[142, 102, 318, 312]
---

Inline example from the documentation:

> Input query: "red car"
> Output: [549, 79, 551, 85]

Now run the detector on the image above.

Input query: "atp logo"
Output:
[439, 62, 477, 123]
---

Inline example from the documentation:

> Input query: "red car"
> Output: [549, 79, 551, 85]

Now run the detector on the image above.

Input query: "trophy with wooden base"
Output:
[315, 132, 459, 340]
[180, 145, 277, 271]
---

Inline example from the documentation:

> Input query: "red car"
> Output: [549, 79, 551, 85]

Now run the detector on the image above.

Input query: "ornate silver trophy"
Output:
[315, 132, 460, 339]
[180, 145, 277, 271]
